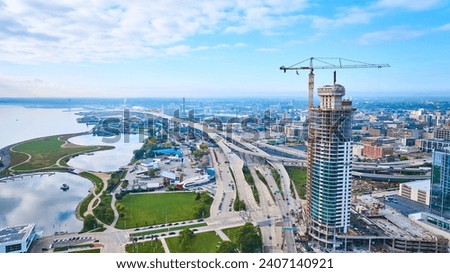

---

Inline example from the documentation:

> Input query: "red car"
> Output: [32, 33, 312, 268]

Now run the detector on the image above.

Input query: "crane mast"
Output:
[280, 57, 390, 110]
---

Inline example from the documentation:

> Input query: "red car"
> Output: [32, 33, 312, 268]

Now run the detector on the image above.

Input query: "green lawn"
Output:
[80, 172, 104, 195]
[242, 166, 260, 205]
[93, 194, 114, 225]
[125, 240, 165, 253]
[285, 166, 307, 199]
[70, 249, 101, 253]
[9, 135, 112, 172]
[115, 192, 208, 229]
[166, 231, 222, 253]
[222, 226, 241, 243]
[78, 193, 94, 219]
[14, 136, 66, 152]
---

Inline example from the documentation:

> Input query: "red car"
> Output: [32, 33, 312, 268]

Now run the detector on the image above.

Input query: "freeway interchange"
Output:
[32, 109, 431, 253]
[147, 110, 432, 253]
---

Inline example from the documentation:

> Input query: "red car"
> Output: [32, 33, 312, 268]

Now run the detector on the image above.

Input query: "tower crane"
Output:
[280, 57, 390, 110]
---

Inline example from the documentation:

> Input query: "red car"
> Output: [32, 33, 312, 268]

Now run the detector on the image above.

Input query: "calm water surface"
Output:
[67, 134, 143, 172]
[0, 173, 92, 236]
[0, 106, 89, 149]
[0, 106, 143, 234]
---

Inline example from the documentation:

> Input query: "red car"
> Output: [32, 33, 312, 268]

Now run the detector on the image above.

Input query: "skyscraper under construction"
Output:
[306, 83, 355, 249]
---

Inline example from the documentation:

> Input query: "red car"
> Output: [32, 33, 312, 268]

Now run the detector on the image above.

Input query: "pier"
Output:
[0, 172, 56, 183]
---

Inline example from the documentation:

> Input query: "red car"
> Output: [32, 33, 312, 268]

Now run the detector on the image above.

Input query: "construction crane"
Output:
[280, 57, 390, 110]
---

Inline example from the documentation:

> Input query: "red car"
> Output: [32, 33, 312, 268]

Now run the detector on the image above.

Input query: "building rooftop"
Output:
[402, 179, 430, 192]
[0, 224, 35, 245]
[355, 195, 438, 241]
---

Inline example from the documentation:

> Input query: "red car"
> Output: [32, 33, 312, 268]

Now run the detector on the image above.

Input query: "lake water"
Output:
[0, 106, 144, 234]
[0, 105, 89, 149]
[0, 173, 92, 236]
[67, 134, 144, 172]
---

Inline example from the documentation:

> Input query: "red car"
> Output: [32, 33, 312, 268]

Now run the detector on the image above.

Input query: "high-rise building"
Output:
[306, 84, 355, 249]
[430, 148, 450, 219]
[434, 126, 450, 140]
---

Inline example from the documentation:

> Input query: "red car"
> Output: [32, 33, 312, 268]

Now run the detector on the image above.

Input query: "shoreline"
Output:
[0, 131, 116, 177]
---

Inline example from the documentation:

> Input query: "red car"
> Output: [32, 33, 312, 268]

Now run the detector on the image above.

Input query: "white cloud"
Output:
[358, 27, 424, 45]
[0, 0, 308, 63]
[0, 71, 67, 97]
[375, 0, 443, 11]
[311, 6, 380, 30]
[357, 22, 450, 45]
[165, 43, 247, 55]
[257, 48, 279, 52]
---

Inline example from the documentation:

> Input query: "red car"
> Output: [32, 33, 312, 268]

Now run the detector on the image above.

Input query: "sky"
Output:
[0, 0, 449, 98]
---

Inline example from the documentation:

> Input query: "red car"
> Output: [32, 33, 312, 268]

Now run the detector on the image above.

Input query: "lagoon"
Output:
[67, 134, 143, 172]
[0, 173, 92, 236]
[0, 105, 143, 234]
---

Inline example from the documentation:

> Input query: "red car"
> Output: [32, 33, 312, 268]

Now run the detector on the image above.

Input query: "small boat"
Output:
[60, 184, 70, 191]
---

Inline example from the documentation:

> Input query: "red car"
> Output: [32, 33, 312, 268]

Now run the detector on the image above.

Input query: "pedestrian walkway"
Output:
[160, 237, 170, 253]
[215, 229, 230, 241]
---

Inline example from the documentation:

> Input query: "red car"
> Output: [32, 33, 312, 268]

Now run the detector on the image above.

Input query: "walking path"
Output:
[160, 238, 170, 253]
[215, 229, 230, 241]
[84, 172, 110, 217]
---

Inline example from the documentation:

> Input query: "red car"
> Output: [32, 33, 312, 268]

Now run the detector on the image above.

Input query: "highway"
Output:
[144, 110, 435, 253]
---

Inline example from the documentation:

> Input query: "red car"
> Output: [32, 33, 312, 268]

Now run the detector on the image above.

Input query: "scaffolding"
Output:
[305, 84, 355, 248]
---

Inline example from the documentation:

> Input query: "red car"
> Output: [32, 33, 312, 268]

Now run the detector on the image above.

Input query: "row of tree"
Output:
[217, 223, 262, 253]
[192, 192, 213, 218]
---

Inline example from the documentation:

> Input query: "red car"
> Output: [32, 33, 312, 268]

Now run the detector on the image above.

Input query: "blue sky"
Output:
[0, 0, 449, 98]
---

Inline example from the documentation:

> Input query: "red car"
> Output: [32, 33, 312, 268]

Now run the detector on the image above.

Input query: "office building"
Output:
[430, 149, 450, 219]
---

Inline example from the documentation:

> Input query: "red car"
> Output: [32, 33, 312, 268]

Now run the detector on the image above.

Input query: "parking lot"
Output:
[381, 195, 429, 216]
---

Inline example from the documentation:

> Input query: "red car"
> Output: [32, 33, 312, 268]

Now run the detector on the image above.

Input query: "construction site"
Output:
[336, 195, 449, 253]
[282, 58, 448, 253]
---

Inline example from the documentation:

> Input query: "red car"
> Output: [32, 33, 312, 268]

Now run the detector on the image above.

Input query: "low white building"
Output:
[141, 158, 160, 169]
[399, 180, 430, 205]
[0, 224, 36, 253]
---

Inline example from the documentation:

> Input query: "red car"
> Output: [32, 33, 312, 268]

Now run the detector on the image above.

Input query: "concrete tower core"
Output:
[306, 83, 355, 249]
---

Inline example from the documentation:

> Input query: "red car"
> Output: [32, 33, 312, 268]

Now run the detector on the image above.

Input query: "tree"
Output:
[399, 155, 408, 161]
[423, 162, 432, 167]
[162, 141, 172, 147]
[195, 192, 201, 201]
[82, 215, 98, 232]
[134, 149, 145, 160]
[192, 149, 204, 159]
[217, 241, 238, 253]
[149, 168, 156, 178]
[192, 204, 206, 219]
[237, 223, 262, 253]
[199, 143, 209, 151]
[178, 228, 195, 251]
[199, 192, 213, 204]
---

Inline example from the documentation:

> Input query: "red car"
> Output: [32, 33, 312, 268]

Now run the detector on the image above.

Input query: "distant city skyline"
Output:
[0, 0, 449, 98]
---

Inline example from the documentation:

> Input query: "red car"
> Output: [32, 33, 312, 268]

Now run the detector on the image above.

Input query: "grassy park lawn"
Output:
[285, 166, 307, 199]
[131, 223, 207, 237]
[115, 192, 207, 229]
[9, 134, 112, 172]
[222, 226, 242, 243]
[70, 249, 101, 253]
[165, 231, 222, 253]
[125, 240, 165, 253]
[80, 172, 104, 194]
